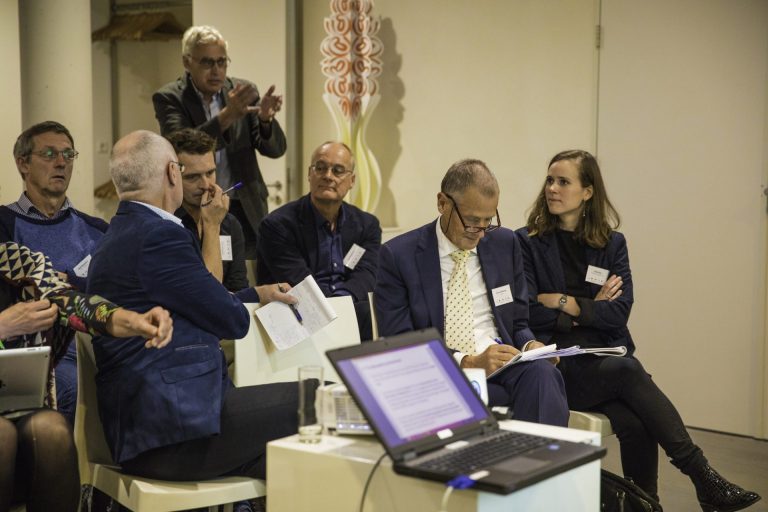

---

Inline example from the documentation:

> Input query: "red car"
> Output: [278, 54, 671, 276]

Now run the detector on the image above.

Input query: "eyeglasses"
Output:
[31, 148, 79, 162]
[171, 160, 186, 174]
[444, 193, 501, 233]
[310, 161, 354, 179]
[190, 56, 231, 70]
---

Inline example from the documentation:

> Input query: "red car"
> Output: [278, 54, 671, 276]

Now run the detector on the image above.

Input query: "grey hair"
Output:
[440, 159, 499, 198]
[110, 131, 172, 195]
[182, 25, 227, 56]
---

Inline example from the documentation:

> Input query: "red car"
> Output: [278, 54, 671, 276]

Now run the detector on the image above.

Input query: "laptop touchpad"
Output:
[496, 456, 551, 474]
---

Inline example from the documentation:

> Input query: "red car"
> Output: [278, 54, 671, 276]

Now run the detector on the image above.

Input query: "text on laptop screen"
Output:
[336, 338, 488, 448]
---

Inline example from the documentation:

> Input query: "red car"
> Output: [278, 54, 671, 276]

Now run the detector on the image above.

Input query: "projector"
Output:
[319, 383, 372, 435]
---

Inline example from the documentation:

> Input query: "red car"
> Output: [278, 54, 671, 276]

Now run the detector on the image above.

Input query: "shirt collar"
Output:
[131, 201, 183, 226]
[310, 199, 345, 231]
[16, 192, 72, 217]
[436, 217, 478, 258]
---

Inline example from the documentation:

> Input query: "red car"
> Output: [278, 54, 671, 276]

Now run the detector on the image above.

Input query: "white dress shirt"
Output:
[435, 219, 500, 365]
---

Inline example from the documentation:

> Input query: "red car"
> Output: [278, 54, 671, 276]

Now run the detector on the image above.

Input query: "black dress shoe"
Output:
[690, 464, 761, 512]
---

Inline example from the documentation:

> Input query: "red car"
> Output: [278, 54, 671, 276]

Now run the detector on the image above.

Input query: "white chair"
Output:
[568, 410, 614, 437]
[233, 295, 361, 387]
[74, 333, 265, 512]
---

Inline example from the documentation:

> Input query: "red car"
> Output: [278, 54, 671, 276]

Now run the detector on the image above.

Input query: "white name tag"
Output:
[73, 254, 92, 278]
[585, 265, 610, 285]
[343, 243, 365, 269]
[491, 284, 513, 306]
[219, 235, 233, 261]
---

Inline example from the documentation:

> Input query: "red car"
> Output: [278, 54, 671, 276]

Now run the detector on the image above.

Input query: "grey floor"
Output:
[601, 427, 768, 511]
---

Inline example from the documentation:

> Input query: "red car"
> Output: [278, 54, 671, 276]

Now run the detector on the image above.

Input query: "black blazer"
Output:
[255, 194, 381, 302]
[516, 228, 635, 354]
[153, 74, 287, 233]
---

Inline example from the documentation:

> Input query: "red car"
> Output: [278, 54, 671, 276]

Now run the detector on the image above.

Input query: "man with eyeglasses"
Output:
[374, 159, 569, 426]
[166, 128, 249, 292]
[256, 141, 381, 341]
[0, 120, 110, 425]
[153, 25, 286, 259]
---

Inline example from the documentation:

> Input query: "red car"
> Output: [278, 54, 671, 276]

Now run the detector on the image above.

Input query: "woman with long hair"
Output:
[516, 150, 759, 511]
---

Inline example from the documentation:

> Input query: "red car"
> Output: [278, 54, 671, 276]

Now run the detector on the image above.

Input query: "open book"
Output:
[254, 275, 337, 350]
[487, 344, 627, 379]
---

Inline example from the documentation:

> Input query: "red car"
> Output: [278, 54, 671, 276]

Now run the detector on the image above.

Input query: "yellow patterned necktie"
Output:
[444, 250, 476, 354]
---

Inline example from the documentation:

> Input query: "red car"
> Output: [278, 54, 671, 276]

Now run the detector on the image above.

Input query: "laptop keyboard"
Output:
[417, 430, 553, 474]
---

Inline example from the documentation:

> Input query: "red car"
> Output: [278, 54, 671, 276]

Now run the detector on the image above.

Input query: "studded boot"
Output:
[689, 463, 760, 512]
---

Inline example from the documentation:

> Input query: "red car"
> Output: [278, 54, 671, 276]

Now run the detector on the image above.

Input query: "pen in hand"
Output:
[222, 181, 243, 195]
[201, 182, 243, 207]
[278, 284, 303, 324]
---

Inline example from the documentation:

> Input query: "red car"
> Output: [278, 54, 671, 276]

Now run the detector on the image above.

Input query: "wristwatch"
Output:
[557, 294, 568, 311]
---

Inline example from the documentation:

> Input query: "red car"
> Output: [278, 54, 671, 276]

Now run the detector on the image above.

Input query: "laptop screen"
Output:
[334, 335, 489, 450]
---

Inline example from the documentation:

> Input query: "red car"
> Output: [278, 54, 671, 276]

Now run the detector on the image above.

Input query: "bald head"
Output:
[110, 131, 177, 199]
[310, 141, 355, 171]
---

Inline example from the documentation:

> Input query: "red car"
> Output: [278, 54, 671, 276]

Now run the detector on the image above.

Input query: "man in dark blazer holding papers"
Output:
[87, 130, 297, 481]
[375, 159, 568, 426]
[257, 141, 381, 340]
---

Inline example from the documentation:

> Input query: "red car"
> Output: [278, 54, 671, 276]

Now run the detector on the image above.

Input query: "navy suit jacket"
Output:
[515, 228, 635, 354]
[87, 201, 256, 463]
[256, 194, 381, 302]
[153, 74, 287, 232]
[375, 221, 535, 349]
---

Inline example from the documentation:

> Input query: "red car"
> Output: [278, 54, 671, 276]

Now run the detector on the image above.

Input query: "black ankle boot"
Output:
[690, 463, 761, 512]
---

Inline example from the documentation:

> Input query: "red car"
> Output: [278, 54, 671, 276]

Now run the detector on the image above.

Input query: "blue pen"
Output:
[493, 337, 503, 344]
[278, 284, 303, 324]
[222, 181, 243, 195]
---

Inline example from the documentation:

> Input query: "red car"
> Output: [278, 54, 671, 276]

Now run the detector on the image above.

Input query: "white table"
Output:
[267, 420, 602, 511]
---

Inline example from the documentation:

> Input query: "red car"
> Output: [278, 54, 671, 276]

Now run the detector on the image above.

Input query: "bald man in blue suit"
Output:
[375, 159, 568, 426]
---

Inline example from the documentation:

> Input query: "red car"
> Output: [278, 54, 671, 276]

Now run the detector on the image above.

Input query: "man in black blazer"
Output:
[153, 25, 286, 258]
[256, 142, 381, 340]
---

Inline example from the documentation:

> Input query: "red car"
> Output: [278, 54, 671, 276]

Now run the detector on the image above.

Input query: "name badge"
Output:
[219, 236, 233, 261]
[343, 243, 366, 269]
[491, 284, 513, 306]
[73, 254, 92, 278]
[585, 265, 610, 285]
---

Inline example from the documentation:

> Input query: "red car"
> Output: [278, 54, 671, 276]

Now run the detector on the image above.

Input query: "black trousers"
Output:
[121, 382, 298, 481]
[559, 355, 703, 496]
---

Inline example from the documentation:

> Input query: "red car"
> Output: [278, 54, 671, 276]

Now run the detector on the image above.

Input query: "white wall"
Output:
[0, 0, 23, 204]
[597, 0, 768, 436]
[301, 0, 600, 230]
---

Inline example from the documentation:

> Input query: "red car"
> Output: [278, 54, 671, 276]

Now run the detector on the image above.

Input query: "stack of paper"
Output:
[254, 275, 337, 350]
[488, 344, 628, 379]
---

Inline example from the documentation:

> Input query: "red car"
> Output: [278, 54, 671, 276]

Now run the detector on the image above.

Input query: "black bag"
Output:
[601, 469, 664, 512]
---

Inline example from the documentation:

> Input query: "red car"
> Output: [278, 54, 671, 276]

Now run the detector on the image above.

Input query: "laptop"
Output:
[326, 328, 605, 494]
[0, 346, 51, 419]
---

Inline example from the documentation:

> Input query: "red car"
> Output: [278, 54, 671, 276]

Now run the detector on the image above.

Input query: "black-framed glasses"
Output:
[191, 56, 231, 70]
[444, 193, 501, 233]
[31, 148, 79, 162]
[310, 161, 354, 179]
[171, 160, 186, 174]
